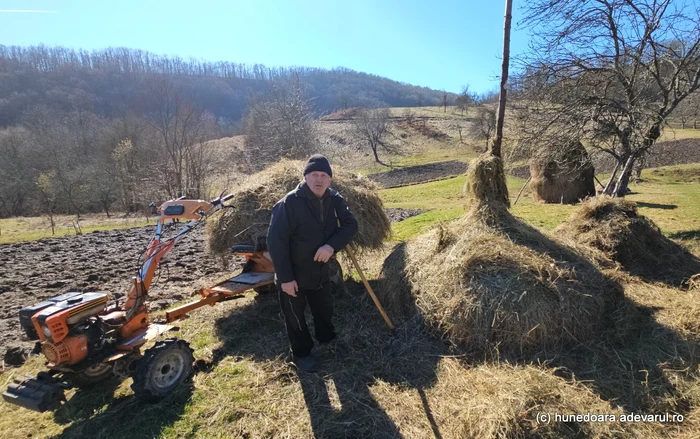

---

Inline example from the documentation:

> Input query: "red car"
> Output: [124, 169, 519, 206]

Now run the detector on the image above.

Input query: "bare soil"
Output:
[368, 160, 467, 188]
[385, 208, 426, 222]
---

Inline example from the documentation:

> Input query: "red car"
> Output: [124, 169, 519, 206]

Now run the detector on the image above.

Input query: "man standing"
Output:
[267, 154, 359, 373]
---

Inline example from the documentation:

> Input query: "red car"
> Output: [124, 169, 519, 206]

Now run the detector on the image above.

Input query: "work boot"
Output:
[293, 354, 319, 373]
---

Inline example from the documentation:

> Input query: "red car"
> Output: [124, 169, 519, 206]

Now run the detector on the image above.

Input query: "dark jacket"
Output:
[267, 182, 359, 290]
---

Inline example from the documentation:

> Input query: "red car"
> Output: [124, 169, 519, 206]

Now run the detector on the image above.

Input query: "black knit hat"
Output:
[303, 154, 333, 178]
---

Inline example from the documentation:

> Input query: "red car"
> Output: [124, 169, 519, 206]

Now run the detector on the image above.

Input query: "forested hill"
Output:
[0, 44, 450, 128]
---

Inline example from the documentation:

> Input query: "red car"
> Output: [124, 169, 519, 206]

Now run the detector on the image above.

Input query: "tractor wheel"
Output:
[70, 362, 114, 387]
[131, 339, 194, 402]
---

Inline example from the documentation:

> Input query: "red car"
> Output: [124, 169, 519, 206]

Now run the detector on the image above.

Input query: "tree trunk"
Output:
[489, 0, 513, 159]
[372, 145, 389, 167]
[603, 161, 621, 195]
[612, 154, 636, 197]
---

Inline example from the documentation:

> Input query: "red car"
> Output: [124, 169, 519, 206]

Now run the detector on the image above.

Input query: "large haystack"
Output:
[556, 197, 700, 287]
[206, 160, 391, 255]
[380, 206, 624, 358]
[530, 140, 596, 204]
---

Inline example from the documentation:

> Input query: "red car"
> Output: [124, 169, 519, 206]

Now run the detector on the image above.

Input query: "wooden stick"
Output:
[513, 175, 532, 206]
[344, 245, 395, 333]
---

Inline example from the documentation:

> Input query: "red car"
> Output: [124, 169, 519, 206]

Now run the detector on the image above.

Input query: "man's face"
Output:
[305, 171, 331, 197]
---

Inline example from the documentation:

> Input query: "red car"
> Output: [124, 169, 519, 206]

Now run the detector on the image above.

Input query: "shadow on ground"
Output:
[208, 278, 445, 439]
[636, 201, 678, 210]
[50, 378, 194, 439]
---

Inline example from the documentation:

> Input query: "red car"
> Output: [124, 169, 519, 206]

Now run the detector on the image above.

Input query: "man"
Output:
[267, 154, 359, 373]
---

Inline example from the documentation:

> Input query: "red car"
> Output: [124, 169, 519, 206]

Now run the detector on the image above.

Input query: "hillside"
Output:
[0, 44, 454, 128]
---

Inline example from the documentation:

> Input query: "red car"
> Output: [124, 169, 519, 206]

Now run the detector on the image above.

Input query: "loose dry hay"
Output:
[206, 159, 391, 255]
[380, 206, 624, 358]
[425, 362, 659, 438]
[556, 197, 700, 287]
[463, 154, 510, 211]
[530, 140, 596, 204]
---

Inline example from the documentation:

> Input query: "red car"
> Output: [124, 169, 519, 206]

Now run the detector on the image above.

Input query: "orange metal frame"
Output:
[165, 250, 275, 322]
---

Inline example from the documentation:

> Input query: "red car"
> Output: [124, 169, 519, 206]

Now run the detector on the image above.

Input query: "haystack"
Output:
[530, 140, 596, 204]
[380, 154, 622, 357]
[463, 154, 510, 211]
[206, 160, 391, 255]
[556, 197, 700, 287]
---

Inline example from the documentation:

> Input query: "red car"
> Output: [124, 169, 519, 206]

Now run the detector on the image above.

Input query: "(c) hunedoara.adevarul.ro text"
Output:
[535, 412, 684, 425]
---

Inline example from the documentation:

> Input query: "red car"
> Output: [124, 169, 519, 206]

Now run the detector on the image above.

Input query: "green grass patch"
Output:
[379, 165, 700, 238]
[0, 214, 151, 244]
[391, 208, 464, 241]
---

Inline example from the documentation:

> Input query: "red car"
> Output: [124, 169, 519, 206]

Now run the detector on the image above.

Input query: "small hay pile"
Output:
[206, 160, 391, 255]
[530, 140, 596, 204]
[556, 197, 700, 287]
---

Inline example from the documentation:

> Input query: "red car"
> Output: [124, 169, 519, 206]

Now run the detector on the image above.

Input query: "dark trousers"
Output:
[279, 281, 336, 357]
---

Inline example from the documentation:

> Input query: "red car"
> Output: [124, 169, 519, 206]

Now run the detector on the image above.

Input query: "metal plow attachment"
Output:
[2, 372, 67, 412]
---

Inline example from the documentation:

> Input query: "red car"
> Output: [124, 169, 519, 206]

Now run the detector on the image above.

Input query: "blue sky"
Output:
[0, 0, 529, 94]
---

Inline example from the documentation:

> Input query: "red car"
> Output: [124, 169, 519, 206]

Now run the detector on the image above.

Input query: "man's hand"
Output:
[314, 244, 334, 263]
[281, 280, 298, 297]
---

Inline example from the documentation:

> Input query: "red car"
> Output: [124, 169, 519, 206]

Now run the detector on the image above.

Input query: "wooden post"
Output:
[490, 0, 513, 159]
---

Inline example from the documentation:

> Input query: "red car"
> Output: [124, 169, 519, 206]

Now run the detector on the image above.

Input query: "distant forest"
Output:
[0, 44, 450, 130]
[0, 44, 454, 219]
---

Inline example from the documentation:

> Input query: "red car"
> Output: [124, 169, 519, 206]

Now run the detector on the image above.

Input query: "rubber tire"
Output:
[70, 362, 114, 387]
[131, 339, 194, 402]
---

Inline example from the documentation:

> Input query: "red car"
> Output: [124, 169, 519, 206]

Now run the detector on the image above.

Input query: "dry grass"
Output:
[463, 154, 511, 211]
[206, 160, 391, 255]
[556, 197, 700, 288]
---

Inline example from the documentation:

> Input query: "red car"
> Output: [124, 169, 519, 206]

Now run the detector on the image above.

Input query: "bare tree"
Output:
[442, 90, 448, 112]
[672, 90, 700, 129]
[469, 106, 497, 151]
[242, 75, 317, 169]
[456, 85, 472, 115]
[351, 108, 395, 166]
[146, 77, 217, 198]
[519, 0, 700, 197]
[0, 127, 33, 217]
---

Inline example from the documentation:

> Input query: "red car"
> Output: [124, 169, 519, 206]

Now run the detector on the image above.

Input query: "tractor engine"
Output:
[19, 292, 110, 366]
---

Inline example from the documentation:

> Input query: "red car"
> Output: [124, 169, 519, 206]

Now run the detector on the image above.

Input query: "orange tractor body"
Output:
[3, 193, 275, 412]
